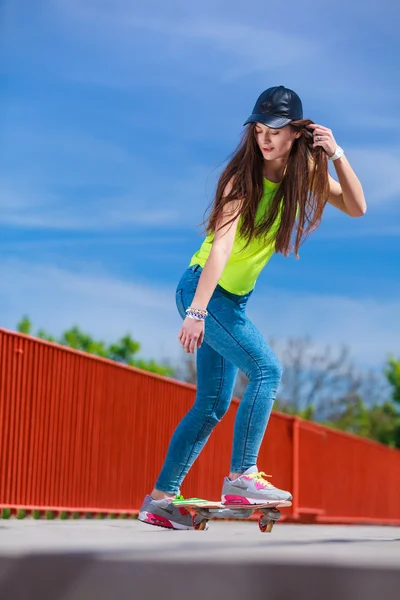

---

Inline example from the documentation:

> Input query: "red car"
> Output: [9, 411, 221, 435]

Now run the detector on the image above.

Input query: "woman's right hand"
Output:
[178, 317, 205, 353]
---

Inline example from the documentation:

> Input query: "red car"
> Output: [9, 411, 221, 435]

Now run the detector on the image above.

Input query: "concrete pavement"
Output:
[1, 520, 399, 599]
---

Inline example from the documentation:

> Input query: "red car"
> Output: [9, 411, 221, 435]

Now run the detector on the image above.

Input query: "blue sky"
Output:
[1, 0, 399, 371]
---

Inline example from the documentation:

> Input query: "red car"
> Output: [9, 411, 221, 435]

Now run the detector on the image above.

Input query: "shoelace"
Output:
[246, 471, 274, 488]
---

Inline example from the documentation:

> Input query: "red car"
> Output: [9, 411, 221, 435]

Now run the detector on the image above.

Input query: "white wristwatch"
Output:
[328, 146, 344, 161]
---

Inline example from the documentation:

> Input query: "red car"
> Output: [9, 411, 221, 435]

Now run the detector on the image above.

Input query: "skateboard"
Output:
[172, 497, 292, 533]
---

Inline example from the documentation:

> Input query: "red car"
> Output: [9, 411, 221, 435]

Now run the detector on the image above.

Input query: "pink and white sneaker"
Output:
[221, 466, 292, 506]
[138, 495, 194, 530]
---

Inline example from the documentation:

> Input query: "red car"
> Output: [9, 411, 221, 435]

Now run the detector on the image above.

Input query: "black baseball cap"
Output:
[244, 85, 303, 129]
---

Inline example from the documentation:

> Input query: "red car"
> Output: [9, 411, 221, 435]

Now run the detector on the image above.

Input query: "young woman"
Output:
[139, 85, 366, 530]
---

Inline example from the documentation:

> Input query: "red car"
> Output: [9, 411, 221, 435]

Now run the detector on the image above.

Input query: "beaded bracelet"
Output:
[186, 313, 206, 321]
[185, 307, 208, 321]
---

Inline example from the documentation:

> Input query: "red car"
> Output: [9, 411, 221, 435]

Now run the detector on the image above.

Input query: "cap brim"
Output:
[243, 114, 292, 129]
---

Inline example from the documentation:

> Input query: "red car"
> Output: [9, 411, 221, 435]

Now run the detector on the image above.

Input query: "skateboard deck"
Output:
[172, 497, 292, 533]
[173, 497, 291, 509]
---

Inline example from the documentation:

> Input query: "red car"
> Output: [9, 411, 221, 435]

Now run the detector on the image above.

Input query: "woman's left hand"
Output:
[307, 123, 338, 158]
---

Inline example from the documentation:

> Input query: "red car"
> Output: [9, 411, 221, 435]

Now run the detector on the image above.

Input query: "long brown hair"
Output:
[203, 120, 330, 258]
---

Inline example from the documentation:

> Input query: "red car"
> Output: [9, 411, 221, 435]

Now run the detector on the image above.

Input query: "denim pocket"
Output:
[175, 289, 187, 320]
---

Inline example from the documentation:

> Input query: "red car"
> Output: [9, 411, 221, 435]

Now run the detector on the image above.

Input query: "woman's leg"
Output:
[154, 340, 238, 495]
[198, 290, 283, 474]
[228, 323, 282, 473]
[154, 265, 281, 495]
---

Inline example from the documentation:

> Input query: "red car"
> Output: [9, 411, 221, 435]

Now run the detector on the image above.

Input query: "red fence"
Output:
[1, 327, 400, 523]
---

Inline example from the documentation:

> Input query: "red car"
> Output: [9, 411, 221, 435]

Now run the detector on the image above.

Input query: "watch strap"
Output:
[328, 146, 344, 161]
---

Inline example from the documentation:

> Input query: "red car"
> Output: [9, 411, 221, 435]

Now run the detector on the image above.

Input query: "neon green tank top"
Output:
[189, 178, 281, 295]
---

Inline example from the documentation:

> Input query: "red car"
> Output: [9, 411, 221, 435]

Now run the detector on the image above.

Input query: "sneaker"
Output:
[221, 466, 292, 505]
[138, 494, 194, 530]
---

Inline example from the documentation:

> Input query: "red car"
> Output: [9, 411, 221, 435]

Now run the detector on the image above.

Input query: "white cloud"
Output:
[0, 182, 184, 230]
[46, 0, 317, 84]
[46, 0, 399, 123]
[0, 234, 190, 253]
[0, 259, 398, 369]
[123, 18, 315, 74]
[1, 137, 398, 234]
[343, 113, 400, 133]
[0, 122, 212, 230]
[315, 219, 400, 240]
[249, 283, 399, 368]
[1, 2, 399, 236]
[0, 259, 182, 363]
[344, 147, 400, 204]
[7, 0, 398, 127]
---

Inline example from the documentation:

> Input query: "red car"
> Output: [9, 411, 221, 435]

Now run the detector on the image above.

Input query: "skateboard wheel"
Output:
[258, 515, 274, 533]
[192, 514, 208, 530]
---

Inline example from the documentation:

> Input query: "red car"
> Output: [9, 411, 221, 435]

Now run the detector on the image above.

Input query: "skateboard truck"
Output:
[173, 498, 290, 533]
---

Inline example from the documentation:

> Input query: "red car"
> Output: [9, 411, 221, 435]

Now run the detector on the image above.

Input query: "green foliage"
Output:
[108, 335, 140, 362]
[130, 358, 173, 377]
[325, 396, 400, 447]
[368, 402, 400, 447]
[32, 509, 40, 520]
[45, 510, 54, 520]
[386, 357, 400, 405]
[1, 508, 11, 519]
[16, 317, 174, 377]
[17, 316, 31, 335]
[60, 511, 68, 520]
[298, 405, 316, 421]
[275, 359, 400, 448]
[16, 509, 26, 520]
[36, 329, 56, 342]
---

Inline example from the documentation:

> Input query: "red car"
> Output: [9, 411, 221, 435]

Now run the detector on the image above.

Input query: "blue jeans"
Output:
[155, 264, 283, 494]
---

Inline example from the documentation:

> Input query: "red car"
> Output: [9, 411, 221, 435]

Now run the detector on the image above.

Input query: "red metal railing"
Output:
[1, 327, 400, 523]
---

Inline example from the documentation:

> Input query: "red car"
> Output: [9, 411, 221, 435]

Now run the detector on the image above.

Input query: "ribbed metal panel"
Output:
[298, 420, 400, 521]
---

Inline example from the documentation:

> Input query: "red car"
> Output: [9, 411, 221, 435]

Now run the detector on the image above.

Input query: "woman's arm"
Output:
[178, 183, 242, 354]
[191, 200, 242, 309]
[327, 156, 366, 217]
[191, 184, 243, 310]
[308, 123, 367, 218]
